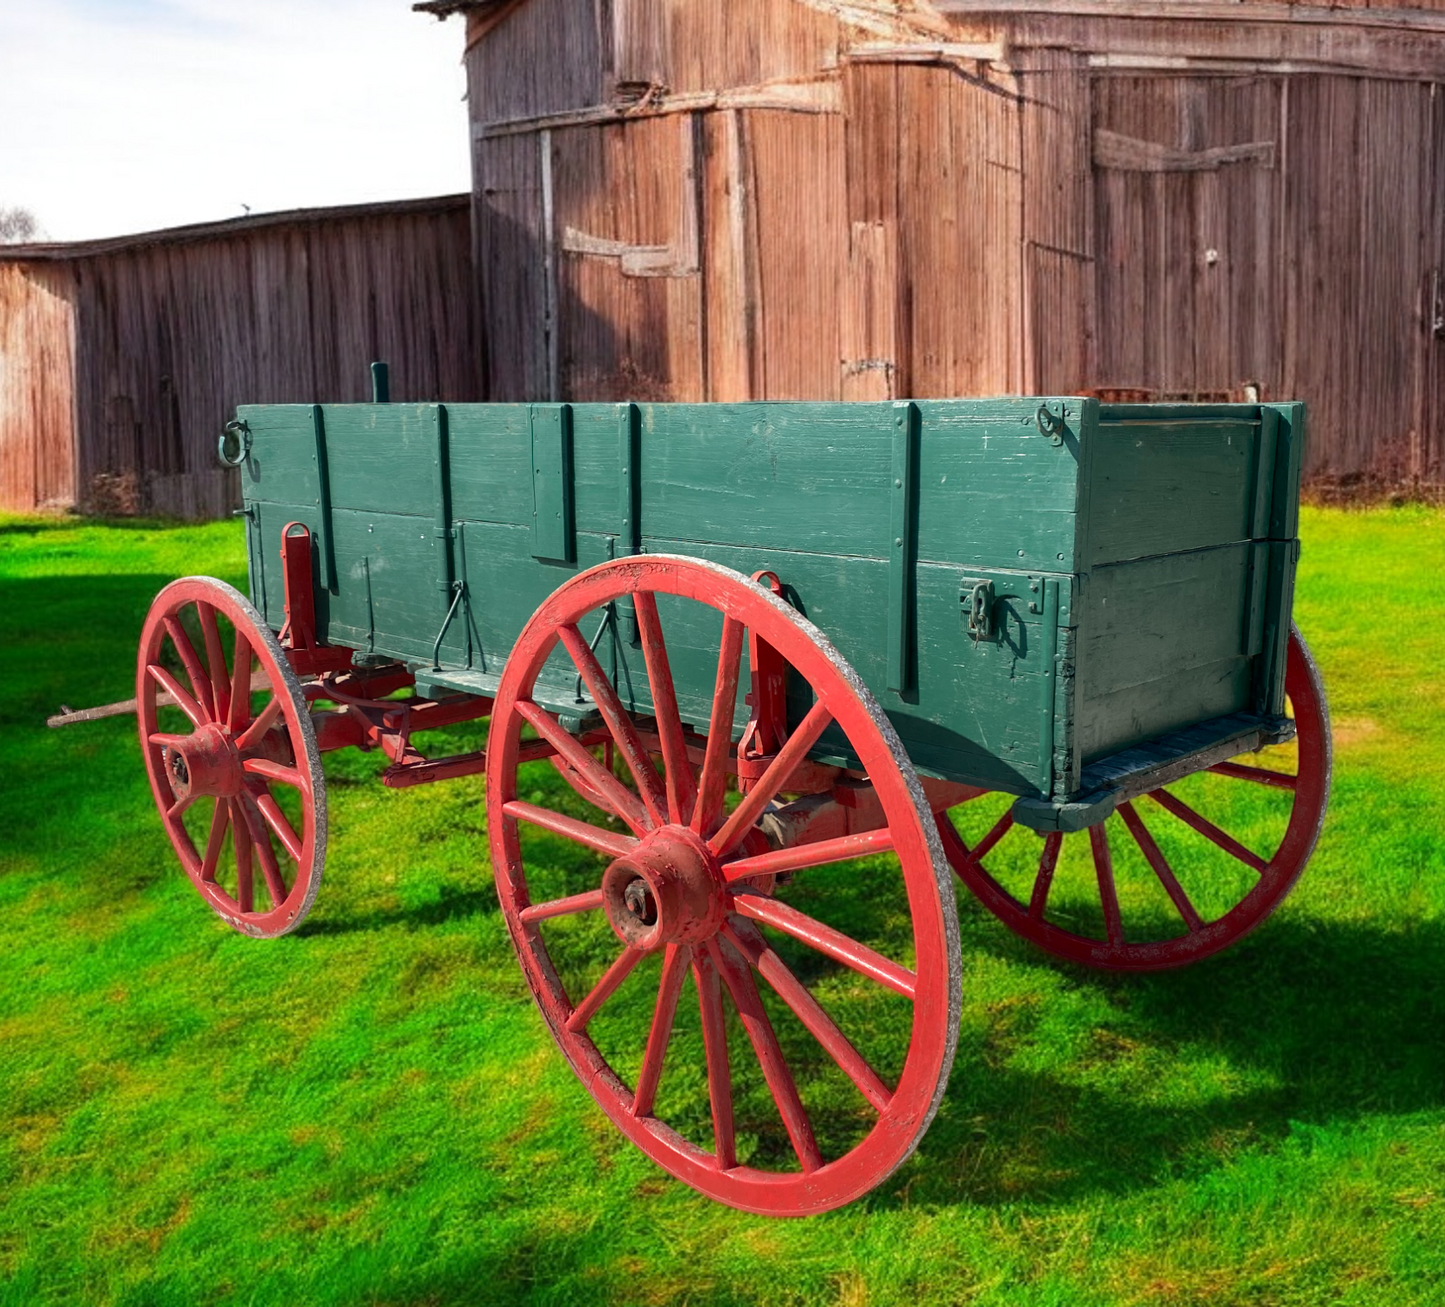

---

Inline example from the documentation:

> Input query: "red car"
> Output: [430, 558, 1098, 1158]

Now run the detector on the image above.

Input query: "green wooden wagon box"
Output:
[135, 392, 1329, 1216]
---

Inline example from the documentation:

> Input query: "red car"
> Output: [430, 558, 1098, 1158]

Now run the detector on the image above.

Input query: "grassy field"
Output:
[0, 506, 1441, 1306]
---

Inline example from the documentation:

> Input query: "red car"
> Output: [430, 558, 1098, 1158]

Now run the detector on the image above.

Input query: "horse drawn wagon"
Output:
[133, 380, 1329, 1214]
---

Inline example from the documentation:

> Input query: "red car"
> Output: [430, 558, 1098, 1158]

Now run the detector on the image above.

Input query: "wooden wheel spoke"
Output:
[731, 889, 916, 999]
[558, 622, 667, 827]
[1148, 788, 1268, 874]
[517, 700, 650, 835]
[1118, 800, 1202, 932]
[234, 696, 283, 753]
[724, 920, 892, 1114]
[632, 943, 691, 1118]
[1209, 760, 1298, 791]
[148, 732, 191, 750]
[503, 800, 639, 860]
[232, 807, 255, 914]
[1090, 823, 1124, 946]
[708, 936, 822, 1173]
[242, 757, 305, 790]
[147, 664, 207, 729]
[708, 700, 833, 860]
[518, 887, 606, 927]
[252, 789, 304, 862]
[692, 947, 736, 1169]
[565, 946, 645, 1033]
[228, 628, 253, 733]
[197, 601, 230, 726]
[723, 826, 895, 882]
[163, 616, 215, 721]
[165, 794, 196, 822]
[973, 811, 1014, 862]
[200, 798, 230, 883]
[238, 796, 289, 909]
[633, 592, 698, 826]
[1028, 831, 1063, 920]
[691, 615, 745, 837]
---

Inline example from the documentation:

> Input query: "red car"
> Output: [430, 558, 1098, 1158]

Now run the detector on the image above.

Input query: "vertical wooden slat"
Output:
[748, 109, 847, 399]
[1021, 48, 1094, 395]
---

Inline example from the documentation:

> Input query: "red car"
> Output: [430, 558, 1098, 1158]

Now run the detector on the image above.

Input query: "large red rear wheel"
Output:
[487, 556, 960, 1214]
[942, 628, 1329, 970]
[138, 577, 325, 938]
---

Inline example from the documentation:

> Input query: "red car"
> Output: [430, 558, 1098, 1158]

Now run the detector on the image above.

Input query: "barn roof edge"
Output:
[0, 193, 471, 263]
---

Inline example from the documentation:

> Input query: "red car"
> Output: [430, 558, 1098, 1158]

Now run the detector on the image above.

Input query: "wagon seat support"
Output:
[274, 522, 523, 789]
[734, 571, 986, 851]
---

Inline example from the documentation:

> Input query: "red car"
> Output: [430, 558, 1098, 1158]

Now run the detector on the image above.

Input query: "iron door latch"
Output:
[963, 579, 995, 641]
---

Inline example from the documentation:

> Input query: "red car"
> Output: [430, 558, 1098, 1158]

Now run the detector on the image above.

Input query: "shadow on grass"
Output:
[0, 574, 182, 726]
[877, 911, 1445, 1209]
[302, 882, 501, 935]
[0, 515, 204, 536]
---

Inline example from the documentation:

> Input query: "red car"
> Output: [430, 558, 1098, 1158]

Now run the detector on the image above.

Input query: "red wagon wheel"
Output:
[487, 555, 960, 1215]
[942, 628, 1329, 970]
[137, 577, 326, 938]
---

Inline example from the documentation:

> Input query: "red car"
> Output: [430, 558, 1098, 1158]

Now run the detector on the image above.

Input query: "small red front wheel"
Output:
[137, 577, 326, 937]
[943, 628, 1330, 970]
[487, 555, 961, 1215]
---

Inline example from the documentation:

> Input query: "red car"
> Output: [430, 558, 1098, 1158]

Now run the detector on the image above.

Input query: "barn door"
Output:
[549, 114, 703, 402]
[1092, 76, 1283, 402]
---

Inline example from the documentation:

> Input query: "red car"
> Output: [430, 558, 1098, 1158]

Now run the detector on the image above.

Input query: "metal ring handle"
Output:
[218, 419, 251, 467]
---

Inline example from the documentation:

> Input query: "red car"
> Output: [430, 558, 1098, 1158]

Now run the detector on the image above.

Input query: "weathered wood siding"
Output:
[0, 197, 481, 518]
[0, 263, 76, 512]
[458, 0, 1445, 484]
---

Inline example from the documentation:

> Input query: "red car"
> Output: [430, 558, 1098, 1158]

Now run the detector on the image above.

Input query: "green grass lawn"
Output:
[1, 507, 1441, 1306]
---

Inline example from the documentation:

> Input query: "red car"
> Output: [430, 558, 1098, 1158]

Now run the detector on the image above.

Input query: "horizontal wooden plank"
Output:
[1085, 417, 1266, 563]
[638, 399, 1081, 570]
[1081, 542, 1256, 695]
[1079, 655, 1255, 762]
[320, 405, 444, 518]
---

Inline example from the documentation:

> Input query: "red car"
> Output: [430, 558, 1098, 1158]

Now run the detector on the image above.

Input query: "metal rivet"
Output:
[894, 478, 903, 489]
[1057, 553, 1065, 560]
[895, 537, 903, 548]
[1017, 550, 1025, 557]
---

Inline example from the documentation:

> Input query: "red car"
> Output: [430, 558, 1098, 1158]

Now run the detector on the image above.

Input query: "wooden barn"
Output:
[0, 195, 480, 518]
[427, 0, 1445, 486]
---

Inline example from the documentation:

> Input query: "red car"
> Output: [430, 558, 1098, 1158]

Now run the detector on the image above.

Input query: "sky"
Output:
[0, 0, 472, 242]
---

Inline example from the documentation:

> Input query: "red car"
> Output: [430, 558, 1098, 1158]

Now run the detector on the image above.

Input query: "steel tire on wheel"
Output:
[487, 555, 961, 1215]
[942, 626, 1330, 970]
[138, 576, 326, 937]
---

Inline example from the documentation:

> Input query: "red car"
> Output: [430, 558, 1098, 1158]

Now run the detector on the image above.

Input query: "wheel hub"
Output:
[602, 826, 728, 950]
[163, 723, 244, 802]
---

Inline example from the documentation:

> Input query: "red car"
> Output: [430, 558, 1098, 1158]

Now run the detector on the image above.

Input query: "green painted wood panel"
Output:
[321, 405, 445, 519]
[1085, 417, 1267, 564]
[235, 394, 1304, 807]
[1076, 543, 1259, 759]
